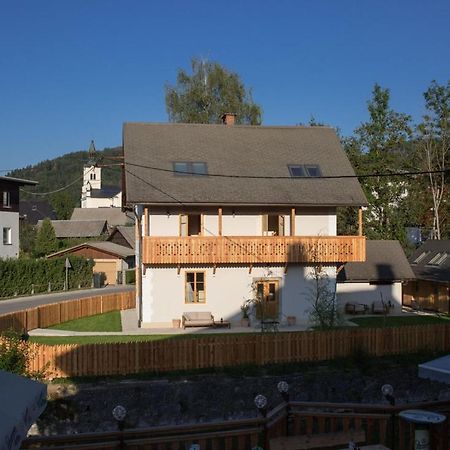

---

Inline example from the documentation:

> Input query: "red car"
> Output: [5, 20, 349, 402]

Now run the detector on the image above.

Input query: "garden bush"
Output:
[0, 256, 94, 298]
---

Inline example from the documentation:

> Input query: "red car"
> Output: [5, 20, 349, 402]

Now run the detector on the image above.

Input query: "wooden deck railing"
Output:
[142, 235, 366, 265]
[22, 400, 450, 449]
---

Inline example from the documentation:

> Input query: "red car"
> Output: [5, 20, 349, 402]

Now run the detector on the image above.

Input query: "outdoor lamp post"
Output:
[381, 384, 396, 450]
[277, 381, 291, 436]
[112, 405, 127, 450]
[254, 394, 268, 449]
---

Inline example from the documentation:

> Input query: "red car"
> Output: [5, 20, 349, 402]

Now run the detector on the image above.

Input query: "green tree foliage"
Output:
[50, 191, 75, 220]
[8, 146, 122, 209]
[165, 58, 262, 125]
[345, 84, 413, 242]
[0, 257, 94, 298]
[34, 218, 59, 257]
[19, 222, 37, 256]
[416, 80, 450, 239]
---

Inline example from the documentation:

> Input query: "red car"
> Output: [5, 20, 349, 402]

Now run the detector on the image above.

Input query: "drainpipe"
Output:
[134, 205, 143, 326]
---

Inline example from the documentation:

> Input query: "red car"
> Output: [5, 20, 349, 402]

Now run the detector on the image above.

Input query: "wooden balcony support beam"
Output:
[218, 208, 222, 236]
[358, 207, 363, 237]
[290, 208, 296, 236]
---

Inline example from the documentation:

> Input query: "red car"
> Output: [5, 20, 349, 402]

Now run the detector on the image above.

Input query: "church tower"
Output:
[81, 140, 102, 207]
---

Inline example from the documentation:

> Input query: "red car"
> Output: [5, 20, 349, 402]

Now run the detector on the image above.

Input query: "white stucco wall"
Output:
[146, 209, 337, 237]
[0, 211, 19, 258]
[149, 214, 179, 236]
[336, 282, 403, 313]
[141, 265, 337, 327]
[295, 208, 336, 236]
[82, 195, 122, 208]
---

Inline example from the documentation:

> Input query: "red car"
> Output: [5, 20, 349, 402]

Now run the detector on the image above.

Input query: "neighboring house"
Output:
[81, 141, 122, 208]
[71, 207, 133, 228]
[404, 240, 450, 313]
[123, 118, 368, 328]
[107, 225, 135, 249]
[0, 176, 38, 259]
[37, 219, 108, 239]
[47, 242, 135, 285]
[337, 240, 415, 313]
[20, 200, 56, 225]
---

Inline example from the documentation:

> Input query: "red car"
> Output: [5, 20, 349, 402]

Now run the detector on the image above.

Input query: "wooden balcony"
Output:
[142, 236, 366, 265]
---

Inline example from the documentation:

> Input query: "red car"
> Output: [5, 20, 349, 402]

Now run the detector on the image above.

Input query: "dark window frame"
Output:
[288, 164, 322, 178]
[173, 162, 208, 176]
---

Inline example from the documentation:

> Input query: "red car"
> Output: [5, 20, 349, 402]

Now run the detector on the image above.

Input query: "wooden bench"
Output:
[270, 430, 366, 450]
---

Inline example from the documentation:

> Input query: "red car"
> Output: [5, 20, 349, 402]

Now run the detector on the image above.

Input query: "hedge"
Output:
[0, 256, 94, 298]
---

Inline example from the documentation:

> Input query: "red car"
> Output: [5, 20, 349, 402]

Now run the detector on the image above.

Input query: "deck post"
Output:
[358, 207, 363, 236]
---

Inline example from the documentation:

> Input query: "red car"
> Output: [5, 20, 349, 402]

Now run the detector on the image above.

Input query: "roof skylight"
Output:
[427, 252, 449, 266]
[288, 164, 322, 178]
[412, 251, 429, 264]
[173, 162, 208, 176]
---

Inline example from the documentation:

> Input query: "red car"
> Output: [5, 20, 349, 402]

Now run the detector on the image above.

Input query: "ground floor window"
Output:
[2, 227, 11, 245]
[185, 272, 206, 303]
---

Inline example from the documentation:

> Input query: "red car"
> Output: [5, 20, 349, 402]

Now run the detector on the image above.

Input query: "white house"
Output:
[81, 141, 122, 209]
[336, 240, 415, 314]
[123, 117, 368, 328]
[0, 176, 38, 259]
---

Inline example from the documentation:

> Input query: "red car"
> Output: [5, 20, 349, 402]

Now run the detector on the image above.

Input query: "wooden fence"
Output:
[22, 399, 450, 449]
[28, 323, 450, 379]
[0, 291, 135, 333]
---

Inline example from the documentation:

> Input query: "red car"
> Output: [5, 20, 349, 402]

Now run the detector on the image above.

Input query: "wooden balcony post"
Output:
[144, 207, 149, 236]
[358, 207, 363, 236]
[218, 208, 223, 236]
[290, 208, 296, 236]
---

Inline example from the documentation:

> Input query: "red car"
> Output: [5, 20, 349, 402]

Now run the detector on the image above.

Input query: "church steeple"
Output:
[87, 140, 96, 165]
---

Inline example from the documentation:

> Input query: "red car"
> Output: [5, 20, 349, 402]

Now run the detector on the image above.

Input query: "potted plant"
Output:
[240, 301, 251, 327]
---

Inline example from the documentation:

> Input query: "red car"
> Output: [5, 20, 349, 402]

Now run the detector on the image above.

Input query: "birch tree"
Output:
[417, 80, 450, 239]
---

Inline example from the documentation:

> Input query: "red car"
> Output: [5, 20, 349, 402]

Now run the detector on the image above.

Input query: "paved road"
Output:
[0, 285, 135, 315]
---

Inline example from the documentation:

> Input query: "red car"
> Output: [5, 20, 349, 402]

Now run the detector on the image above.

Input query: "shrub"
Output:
[125, 269, 136, 284]
[0, 256, 94, 298]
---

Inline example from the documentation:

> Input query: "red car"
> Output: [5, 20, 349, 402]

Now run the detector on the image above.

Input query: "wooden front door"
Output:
[255, 280, 280, 320]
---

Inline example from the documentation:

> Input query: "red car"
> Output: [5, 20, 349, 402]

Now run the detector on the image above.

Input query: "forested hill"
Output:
[8, 146, 122, 219]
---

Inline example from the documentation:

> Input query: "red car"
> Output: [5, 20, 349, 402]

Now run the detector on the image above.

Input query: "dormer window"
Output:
[173, 162, 208, 176]
[288, 164, 322, 177]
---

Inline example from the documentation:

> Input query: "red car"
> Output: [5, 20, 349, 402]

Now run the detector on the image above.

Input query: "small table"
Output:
[213, 320, 230, 329]
[261, 320, 279, 332]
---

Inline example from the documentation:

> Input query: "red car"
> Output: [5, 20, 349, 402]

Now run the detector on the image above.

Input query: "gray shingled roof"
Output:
[409, 240, 450, 283]
[47, 241, 134, 259]
[90, 186, 121, 199]
[123, 123, 368, 206]
[0, 176, 38, 186]
[38, 220, 107, 238]
[71, 208, 133, 226]
[107, 225, 135, 249]
[338, 240, 415, 282]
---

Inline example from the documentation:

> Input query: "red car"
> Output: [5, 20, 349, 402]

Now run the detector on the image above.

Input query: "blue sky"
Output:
[1, 0, 449, 170]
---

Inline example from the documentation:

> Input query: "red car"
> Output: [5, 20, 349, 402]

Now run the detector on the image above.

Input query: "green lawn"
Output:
[350, 314, 450, 328]
[29, 335, 173, 345]
[48, 310, 122, 332]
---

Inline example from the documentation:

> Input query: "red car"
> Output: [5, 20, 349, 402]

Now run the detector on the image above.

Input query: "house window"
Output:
[262, 214, 285, 236]
[427, 252, 449, 266]
[173, 162, 208, 176]
[2, 192, 11, 208]
[412, 251, 429, 264]
[180, 214, 202, 236]
[288, 164, 322, 177]
[90, 173, 96, 180]
[2, 227, 11, 245]
[185, 272, 206, 303]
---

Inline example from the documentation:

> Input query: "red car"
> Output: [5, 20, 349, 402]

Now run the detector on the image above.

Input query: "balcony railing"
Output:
[142, 236, 366, 265]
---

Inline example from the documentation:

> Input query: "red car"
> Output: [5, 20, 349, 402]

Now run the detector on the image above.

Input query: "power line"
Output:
[20, 166, 95, 196]
[125, 161, 450, 180]
[125, 168, 274, 269]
